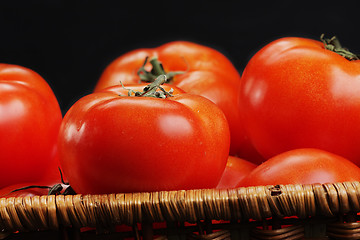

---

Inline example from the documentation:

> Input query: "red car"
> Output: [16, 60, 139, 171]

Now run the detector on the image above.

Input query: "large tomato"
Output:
[58, 77, 230, 194]
[239, 35, 360, 164]
[237, 148, 360, 187]
[0, 64, 62, 188]
[94, 41, 263, 163]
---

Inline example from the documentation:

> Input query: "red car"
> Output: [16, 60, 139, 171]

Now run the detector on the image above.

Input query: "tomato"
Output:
[94, 41, 263, 163]
[0, 182, 70, 198]
[58, 76, 230, 194]
[0, 158, 70, 198]
[0, 64, 62, 188]
[0, 180, 74, 198]
[0, 182, 53, 198]
[237, 148, 360, 187]
[39, 154, 66, 183]
[216, 156, 257, 189]
[239, 35, 360, 165]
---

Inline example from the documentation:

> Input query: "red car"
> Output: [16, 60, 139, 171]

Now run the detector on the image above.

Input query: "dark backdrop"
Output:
[1, 1, 359, 114]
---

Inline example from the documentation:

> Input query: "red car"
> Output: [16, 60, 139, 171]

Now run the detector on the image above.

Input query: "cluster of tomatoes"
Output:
[1, 35, 360, 197]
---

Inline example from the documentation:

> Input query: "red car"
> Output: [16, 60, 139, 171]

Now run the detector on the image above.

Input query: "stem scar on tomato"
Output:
[137, 56, 187, 83]
[119, 75, 174, 99]
[320, 34, 359, 60]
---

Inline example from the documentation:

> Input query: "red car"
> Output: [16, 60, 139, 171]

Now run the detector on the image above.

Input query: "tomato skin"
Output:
[0, 64, 62, 188]
[239, 37, 360, 164]
[94, 41, 262, 162]
[97, 83, 186, 96]
[237, 148, 360, 187]
[0, 155, 66, 198]
[0, 182, 68, 198]
[216, 156, 257, 189]
[40, 154, 68, 183]
[0, 183, 51, 198]
[58, 86, 230, 194]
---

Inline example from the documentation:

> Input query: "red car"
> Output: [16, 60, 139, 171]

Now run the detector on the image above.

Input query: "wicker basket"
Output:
[1, 182, 360, 239]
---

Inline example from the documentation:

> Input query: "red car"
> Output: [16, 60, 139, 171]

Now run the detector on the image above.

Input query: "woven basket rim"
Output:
[1, 181, 360, 237]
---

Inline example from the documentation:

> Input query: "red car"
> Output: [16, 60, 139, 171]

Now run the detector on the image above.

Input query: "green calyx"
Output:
[137, 56, 186, 83]
[320, 34, 359, 60]
[121, 75, 174, 99]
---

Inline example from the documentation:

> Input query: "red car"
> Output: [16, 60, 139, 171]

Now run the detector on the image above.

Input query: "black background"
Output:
[1, 1, 359, 114]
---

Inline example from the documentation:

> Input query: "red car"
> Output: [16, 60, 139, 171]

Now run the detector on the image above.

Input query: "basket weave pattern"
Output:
[1, 182, 360, 239]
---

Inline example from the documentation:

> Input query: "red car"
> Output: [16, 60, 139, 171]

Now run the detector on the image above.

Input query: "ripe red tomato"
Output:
[0, 157, 69, 198]
[239, 36, 360, 164]
[216, 156, 257, 189]
[94, 41, 263, 162]
[0, 64, 62, 188]
[58, 78, 230, 194]
[237, 148, 360, 187]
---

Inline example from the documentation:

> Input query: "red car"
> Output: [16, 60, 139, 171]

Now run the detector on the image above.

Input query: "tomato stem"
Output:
[137, 56, 185, 83]
[320, 34, 359, 60]
[121, 75, 174, 99]
[0, 168, 77, 197]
